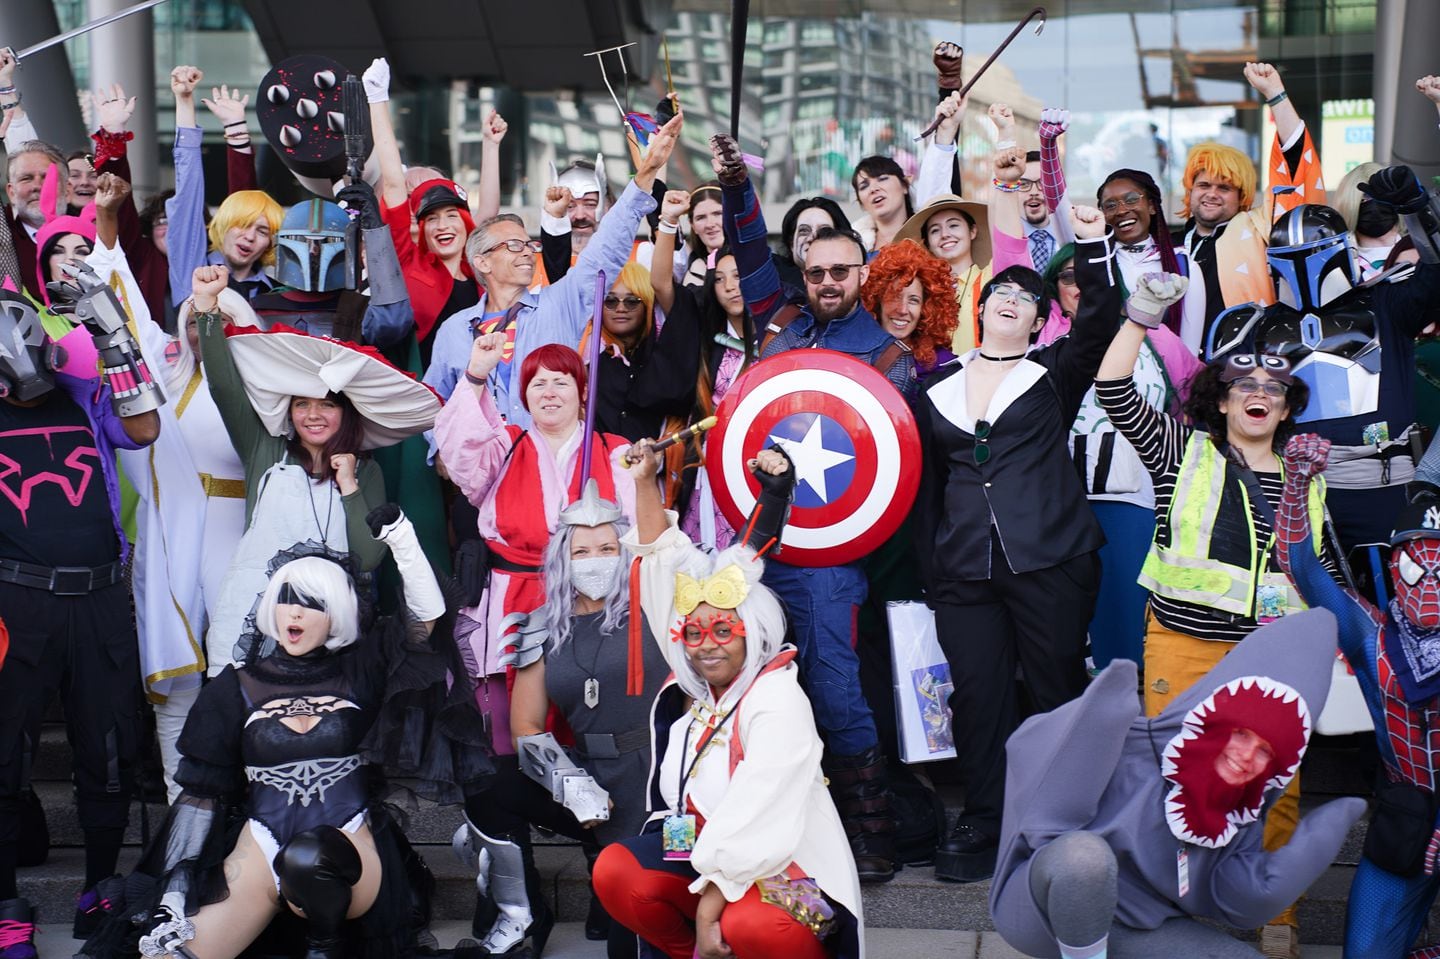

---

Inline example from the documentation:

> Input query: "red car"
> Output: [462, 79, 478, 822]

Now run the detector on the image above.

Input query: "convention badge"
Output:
[1255, 583, 1287, 623]
[1176, 846, 1190, 898]
[662, 814, 697, 860]
[1362, 421, 1391, 446]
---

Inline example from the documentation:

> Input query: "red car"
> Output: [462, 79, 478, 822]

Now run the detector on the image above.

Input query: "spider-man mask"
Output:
[1392, 537, 1440, 630]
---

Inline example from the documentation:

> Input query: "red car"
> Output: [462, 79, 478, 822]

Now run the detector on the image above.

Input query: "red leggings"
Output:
[594, 843, 829, 959]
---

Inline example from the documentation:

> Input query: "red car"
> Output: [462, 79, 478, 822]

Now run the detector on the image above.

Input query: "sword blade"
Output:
[15, 0, 170, 61]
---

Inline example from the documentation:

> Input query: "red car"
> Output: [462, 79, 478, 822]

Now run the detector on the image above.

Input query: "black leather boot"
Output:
[933, 820, 998, 883]
[581, 837, 612, 941]
[275, 826, 363, 959]
[824, 746, 897, 883]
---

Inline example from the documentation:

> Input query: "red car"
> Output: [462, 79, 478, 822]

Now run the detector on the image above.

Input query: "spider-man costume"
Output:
[1277, 433, 1440, 958]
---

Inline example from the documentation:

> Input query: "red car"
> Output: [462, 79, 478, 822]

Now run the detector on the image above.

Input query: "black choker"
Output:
[978, 351, 1026, 362]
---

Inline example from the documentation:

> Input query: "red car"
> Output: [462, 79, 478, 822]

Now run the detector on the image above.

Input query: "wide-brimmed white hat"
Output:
[225, 323, 441, 449]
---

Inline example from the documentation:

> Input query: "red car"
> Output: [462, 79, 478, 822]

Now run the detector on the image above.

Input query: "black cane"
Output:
[916, 6, 1047, 140]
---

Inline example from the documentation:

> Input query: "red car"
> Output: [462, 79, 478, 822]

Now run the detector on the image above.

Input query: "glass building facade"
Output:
[41, 0, 1385, 226]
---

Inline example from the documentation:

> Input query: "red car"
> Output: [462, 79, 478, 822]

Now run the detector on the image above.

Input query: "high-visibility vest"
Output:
[1139, 434, 1325, 619]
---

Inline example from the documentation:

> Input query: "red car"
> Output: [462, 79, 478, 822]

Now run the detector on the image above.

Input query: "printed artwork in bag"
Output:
[911, 664, 955, 754]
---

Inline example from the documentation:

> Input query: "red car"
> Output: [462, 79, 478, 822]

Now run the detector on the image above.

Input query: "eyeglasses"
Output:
[973, 419, 992, 465]
[1100, 192, 1146, 214]
[604, 295, 644, 310]
[1016, 178, 1041, 193]
[989, 284, 1040, 305]
[482, 238, 543, 255]
[1229, 377, 1288, 397]
[675, 614, 748, 647]
[803, 264, 864, 284]
[1056, 269, 1077, 285]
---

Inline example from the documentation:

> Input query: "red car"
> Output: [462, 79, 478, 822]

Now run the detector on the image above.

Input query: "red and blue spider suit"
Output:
[1277, 432, 1440, 958]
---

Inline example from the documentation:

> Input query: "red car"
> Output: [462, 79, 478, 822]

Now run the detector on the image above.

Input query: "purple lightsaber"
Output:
[578, 270, 606, 488]
[915, 6, 1047, 141]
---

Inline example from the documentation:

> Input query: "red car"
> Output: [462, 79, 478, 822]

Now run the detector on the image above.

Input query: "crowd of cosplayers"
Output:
[3, 24, 1440, 959]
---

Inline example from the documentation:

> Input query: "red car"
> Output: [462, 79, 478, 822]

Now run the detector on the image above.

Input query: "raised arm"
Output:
[990, 140, 1026, 243]
[1275, 435, 1382, 671]
[1050, 207, 1123, 417]
[201, 84, 256, 193]
[166, 66, 208, 306]
[193, 265, 265, 455]
[1244, 62, 1301, 152]
[914, 91, 965, 204]
[650, 189, 688, 313]
[1419, 75, 1440, 124]
[1037, 108, 1076, 244]
[476, 109, 506, 222]
[712, 133, 785, 326]
[363, 59, 406, 211]
[432, 332, 516, 508]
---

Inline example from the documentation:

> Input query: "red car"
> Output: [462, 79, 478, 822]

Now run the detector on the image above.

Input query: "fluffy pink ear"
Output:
[1, 277, 16, 293]
[80, 202, 97, 225]
[40, 163, 62, 225]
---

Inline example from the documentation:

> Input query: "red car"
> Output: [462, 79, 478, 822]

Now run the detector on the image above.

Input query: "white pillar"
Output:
[88, 0, 158, 198]
[1374, 0, 1440, 182]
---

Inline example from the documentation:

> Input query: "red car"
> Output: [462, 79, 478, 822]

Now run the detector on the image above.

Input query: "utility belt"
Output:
[0, 558, 124, 596]
[574, 727, 652, 761]
[1323, 424, 1420, 490]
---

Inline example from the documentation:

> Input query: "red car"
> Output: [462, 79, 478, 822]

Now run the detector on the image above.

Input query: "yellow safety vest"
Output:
[1139, 434, 1325, 619]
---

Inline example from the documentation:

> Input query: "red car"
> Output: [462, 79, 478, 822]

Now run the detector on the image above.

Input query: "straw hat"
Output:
[895, 194, 992, 269]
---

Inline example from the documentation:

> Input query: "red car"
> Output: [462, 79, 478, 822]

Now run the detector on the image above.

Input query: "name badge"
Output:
[662, 814, 697, 860]
[1177, 846, 1190, 898]
[1256, 583, 1286, 624]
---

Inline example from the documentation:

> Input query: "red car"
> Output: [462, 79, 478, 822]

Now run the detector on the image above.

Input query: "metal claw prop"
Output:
[915, 6, 1047, 141]
[584, 42, 639, 121]
[3, 0, 170, 65]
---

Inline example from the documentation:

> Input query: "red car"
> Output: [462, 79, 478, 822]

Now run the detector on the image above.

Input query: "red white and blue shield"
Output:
[707, 350, 920, 567]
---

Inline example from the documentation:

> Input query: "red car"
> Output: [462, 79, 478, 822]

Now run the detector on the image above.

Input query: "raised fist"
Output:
[366, 503, 402, 537]
[1418, 75, 1440, 106]
[1283, 433, 1331, 480]
[169, 65, 202, 99]
[191, 265, 229, 310]
[1069, 204, 1106, 239]
[483, 110, 508, 145]
[660, 189, 689, 226]
[1126, 272, 1188, 328]
[709, 133, 746, 187]
[933, 42, 963, 90]
[987, 102, 1015, 136]
[93, 172, 131, 214]
[1243, 61, 1285, 101]
[1358, 164, 1428, 213]
[1038, 107, 1069, 142]
[544, 185, 573, 220]
[993, 146, 1026, 183]
[362, 58, 390, 104]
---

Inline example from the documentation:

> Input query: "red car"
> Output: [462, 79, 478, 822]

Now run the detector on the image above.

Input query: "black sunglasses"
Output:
[974, 419, 992, 465]
[803, 264, 863, 284]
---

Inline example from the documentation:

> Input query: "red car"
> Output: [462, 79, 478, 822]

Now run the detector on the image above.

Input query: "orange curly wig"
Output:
[860, 239, 958, 368]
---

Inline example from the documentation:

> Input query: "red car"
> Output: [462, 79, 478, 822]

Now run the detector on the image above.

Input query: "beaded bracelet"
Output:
[992, 176, 1022, 193]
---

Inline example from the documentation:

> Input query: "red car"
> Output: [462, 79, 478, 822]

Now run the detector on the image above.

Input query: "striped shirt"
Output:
[1095, 376, 1339, 642]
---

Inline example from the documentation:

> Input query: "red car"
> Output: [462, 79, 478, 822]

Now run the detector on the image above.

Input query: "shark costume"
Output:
[989, 609, 1365, 958]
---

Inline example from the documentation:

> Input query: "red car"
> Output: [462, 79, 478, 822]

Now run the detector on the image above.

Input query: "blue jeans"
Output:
[761, 561, 878, 756]
[1087, 501, 1154, 669]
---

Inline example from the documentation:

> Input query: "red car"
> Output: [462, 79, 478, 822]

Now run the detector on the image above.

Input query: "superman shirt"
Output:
[0, 391, 116, 567]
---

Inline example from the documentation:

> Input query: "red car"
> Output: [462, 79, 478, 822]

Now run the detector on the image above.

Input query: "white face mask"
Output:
[571, 555, 621, 601]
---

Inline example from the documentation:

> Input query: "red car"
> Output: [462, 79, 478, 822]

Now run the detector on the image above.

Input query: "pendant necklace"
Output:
[307, 472, 335, 543]
[574, 614, 607, 709]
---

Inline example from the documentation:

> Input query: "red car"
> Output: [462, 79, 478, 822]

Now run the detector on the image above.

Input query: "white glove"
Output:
[1038, 107, 1070, 138]
[370, 506, 446, 622]
[1126, 272, 1189, 329]
[362, 58, 391, 104]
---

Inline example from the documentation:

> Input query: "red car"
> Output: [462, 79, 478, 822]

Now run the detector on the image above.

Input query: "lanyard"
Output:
[675, 702, 739, 808]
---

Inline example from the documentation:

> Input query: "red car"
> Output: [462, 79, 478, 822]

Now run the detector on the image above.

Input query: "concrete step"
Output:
[15, 842, 1435, 947]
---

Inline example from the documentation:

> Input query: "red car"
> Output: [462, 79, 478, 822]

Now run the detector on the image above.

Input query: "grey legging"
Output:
[1029, 831, 1261, 958]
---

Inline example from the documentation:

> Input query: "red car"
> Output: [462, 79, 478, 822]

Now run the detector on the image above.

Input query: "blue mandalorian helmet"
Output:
[1267, 204, 1357, 313]
[275, 199, 349, 293]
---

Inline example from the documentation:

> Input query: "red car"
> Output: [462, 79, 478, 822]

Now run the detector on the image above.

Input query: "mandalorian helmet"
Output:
[0, 292, 60, 401]
[275, 199, 350, 293]
[1267, 204, 1357, 313]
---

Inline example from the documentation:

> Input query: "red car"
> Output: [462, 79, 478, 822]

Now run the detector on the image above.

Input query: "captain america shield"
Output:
[707, 350, 920, 567]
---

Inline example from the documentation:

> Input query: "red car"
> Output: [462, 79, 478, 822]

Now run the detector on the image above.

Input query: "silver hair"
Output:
[255, 556, 360, 653]
[1331, 161, 1388, 237]
[663, 544, 788, 706]
[7, 140, 65, 181]
[539, 519, 633, 651]
[465, 213, 527, 264]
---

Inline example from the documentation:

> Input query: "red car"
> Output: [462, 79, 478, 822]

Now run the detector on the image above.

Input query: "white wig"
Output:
[256, 556, 360, 653]
[665, 544, 788, 707]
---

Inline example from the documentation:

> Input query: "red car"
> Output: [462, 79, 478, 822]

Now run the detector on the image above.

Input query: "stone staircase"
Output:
[17, 720, 1438, 948]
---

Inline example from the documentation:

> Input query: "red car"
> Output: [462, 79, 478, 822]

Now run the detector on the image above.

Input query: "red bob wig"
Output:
[519, 343, 588, 411]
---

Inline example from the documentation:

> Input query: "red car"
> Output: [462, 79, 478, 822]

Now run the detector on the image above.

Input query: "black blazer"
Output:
[914, 235, 1122, 588]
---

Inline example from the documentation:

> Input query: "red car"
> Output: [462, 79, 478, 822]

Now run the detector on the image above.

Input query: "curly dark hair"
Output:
[1181, 362, 1311, 450]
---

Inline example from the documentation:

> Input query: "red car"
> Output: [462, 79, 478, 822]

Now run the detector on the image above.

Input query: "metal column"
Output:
[1375, 0, 1440, 182]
